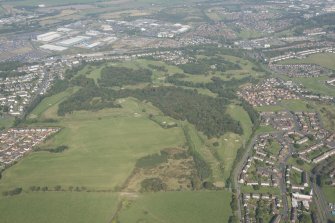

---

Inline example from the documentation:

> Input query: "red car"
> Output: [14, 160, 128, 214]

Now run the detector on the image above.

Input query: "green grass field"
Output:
[280, 53, 335, 70]
[256, 99, 314, 112]
[322, 186, 335, 203]
[0, 100, 185, 191]
[0, 192, 119, 223]
[292, 76, 335, 97]
[217, 132, 243, 180]
[117, 191, 232, 223]
[255, 125, 276, 135]
[0, 117, 14, 128]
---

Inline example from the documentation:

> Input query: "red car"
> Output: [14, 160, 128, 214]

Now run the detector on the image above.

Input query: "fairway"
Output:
[0, 107, 185, 191]
[227, 104, 252, 142]
[29, 87, 78, 119]
[118, 191, 232, 223]
[0, 192, 119, 223]
[218, 132, 243, 179]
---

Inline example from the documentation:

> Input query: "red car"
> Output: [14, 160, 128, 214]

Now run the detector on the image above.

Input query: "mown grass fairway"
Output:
[0, 192, 119, 223]
[29, 87, 78, 119]
[218, 132, 243, 179]
[0, 102, 185, 191]
[118, 191, 232, 223]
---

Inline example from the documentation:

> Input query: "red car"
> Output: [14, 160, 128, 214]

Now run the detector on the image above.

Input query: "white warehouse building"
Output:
[36, 32, 61, 42]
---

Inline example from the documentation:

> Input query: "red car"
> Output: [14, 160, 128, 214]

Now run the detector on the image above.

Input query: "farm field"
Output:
[0, 192, 119, 223]
[117, 191, 232, 223]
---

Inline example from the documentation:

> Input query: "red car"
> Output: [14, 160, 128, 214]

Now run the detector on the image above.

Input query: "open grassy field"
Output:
[255, 125, 276, 135]
[292, 76, 335, 97]
[0, 98, 185, 191]
[256, 99, 314, 112]
[0, 192, 119, 223]
[280, 53, 335, 70]
[0, 117, 14, 129]
[117, 191, 232, 223]
[322, 186, 335, 203]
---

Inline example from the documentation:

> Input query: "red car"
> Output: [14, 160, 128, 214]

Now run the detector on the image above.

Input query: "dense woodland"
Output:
[99, 66, 152, 87]
[123, 87, 243, 137]
[0, 61, 26, 79]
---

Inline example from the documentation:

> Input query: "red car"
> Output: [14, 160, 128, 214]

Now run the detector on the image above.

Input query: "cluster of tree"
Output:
[2, 187, 22, 196]
[147, 64, 168, 72]
[135, 152, 168, 169]
[178, 63, 209, 75]
[59, 84, 243, 137]
[64, 63, 87, 79]
[183, 125, 212, 180]
[99, 66, 152, 87]
[35, 145, 68, 153]
[124, 87, 242, 137]
[167, 74, 256, 100]
[57, 86, 120, 116]
[241, 99, 260, 127]
[0, 61, 23, 72]
[0, 61, 27, 79]
[230, 193, 238, 211]
[141, 177, 167, 192]
[201, 56, 242, 72]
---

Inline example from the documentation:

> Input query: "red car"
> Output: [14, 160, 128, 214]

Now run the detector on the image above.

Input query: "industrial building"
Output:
[40, 44, 68, 52]
[36, 32, 61, 42]
[58, 36, 91, 47]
